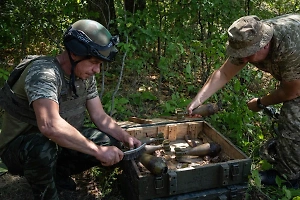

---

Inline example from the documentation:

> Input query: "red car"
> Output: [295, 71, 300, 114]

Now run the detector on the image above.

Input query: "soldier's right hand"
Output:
[96, 146, 124, 166]
[187, 99, 202, 116]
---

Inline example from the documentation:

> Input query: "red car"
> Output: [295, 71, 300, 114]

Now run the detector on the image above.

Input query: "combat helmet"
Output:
[63, 19, 119, 96]
[63, 19, 119, 62]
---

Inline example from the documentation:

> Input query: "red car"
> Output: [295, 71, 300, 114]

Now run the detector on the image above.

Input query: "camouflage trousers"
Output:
[0, 127, 120, 200]
[274, 136, 300, 180]
[273, 97, 300, 180]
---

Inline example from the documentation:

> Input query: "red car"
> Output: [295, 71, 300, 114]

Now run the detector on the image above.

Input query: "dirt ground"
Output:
[0, 171, 124, 200]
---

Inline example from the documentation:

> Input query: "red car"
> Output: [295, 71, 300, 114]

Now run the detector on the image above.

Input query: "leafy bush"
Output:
[1, 0, 300, 199]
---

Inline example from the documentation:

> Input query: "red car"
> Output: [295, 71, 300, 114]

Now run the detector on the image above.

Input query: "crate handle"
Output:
[155, 176, 164, 191]
[231, 164, 240, 181]
[220, 163, 229, 185]
[168, 170, 177, 195]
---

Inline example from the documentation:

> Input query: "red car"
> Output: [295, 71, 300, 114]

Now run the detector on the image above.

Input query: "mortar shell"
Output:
[138, 153, 168, 176]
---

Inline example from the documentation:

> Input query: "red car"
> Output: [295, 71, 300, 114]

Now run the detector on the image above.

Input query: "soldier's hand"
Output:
[247, 98, 262, 112]
[96, 146, 123, 166]
[122, 134, 142, 149]
[187, 99, 202, 116]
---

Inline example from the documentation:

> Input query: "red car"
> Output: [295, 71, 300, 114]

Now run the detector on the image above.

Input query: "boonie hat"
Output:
[226, 15, 274, 58]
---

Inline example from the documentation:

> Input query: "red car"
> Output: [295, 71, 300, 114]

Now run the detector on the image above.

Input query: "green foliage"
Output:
[0, 0, 93, 60]
[102, 91, 132, 119]
[1, 0, 299, 198]
[159, 92, 190, 115]
[262, 185, 300, 200]
[251, 169, 263, 192]
[208, 81, 263, 155]
[260, 160, 273, 171]
[128, 90, 157, 105]
[250, 168, 300, 200]
[90, 166, 123, 198]
[0, 69, 9, 81]
[0, 158, 8, 176]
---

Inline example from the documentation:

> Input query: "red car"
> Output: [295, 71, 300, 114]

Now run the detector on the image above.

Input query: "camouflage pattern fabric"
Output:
[275, 97, 300, 180]
[230, 14, 300, 180]
[24, 58, 98, 130]
[1, 132, 59, 199]
[0, 56, 108, 199]
[24, 58, 98, 106]
[230, 14, 300, 82]
[0, 57, 98, 150]
[274, 136, 300, 180]
[0, 127, 120, 200]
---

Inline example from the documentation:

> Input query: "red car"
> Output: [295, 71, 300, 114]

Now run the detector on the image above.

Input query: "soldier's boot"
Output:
[285, 178, 300, 189]
[259, 169, 300, 189]
[259, 169, 280, 185]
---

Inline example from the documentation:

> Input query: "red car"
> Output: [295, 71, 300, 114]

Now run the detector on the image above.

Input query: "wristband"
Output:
[257, 98, 265, 109]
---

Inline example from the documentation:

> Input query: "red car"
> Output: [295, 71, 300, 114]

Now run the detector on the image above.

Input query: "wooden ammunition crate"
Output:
[119, 119, 251, 200]
[153, 183, 248, 200]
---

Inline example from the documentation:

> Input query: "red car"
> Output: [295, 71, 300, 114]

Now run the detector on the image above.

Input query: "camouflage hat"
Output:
[226, 15, 274, 58]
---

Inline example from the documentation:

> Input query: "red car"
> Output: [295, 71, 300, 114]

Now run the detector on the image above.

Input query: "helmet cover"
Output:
[63, 19, 119, 62]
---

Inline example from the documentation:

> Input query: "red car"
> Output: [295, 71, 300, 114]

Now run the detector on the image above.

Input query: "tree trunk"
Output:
[124, 0, 146, 13]
[87, 0, 116, 29]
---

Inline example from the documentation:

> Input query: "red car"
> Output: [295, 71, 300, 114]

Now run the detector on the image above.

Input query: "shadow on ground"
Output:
[0, 172, 123, 200]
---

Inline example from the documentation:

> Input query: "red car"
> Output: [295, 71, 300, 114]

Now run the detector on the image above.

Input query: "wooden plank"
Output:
[167, 124, 177, 141]
[126, 127, 144, 138]
[202, 122, 247, 159]
[128, 117, 153, 124]
[157, 126, 168, 138]
[187, 122, 200, 139]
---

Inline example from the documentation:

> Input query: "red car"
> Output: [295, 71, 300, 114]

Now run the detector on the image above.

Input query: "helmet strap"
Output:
[67, 50, 85, 97]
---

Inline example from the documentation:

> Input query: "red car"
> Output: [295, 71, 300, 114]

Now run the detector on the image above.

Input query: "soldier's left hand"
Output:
[123, 135, 142, 149]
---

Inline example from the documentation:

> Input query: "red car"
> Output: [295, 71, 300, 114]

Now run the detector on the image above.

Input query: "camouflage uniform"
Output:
[0, 57, 120, 199]
[230, 14, 300, 180]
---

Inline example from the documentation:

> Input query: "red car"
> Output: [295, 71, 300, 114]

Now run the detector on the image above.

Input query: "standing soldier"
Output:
[188, 14, 300, 188]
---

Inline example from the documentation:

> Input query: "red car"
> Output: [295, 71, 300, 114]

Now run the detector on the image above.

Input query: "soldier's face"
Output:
[75, 57, 103, 79]
[242, 43, 270, 63]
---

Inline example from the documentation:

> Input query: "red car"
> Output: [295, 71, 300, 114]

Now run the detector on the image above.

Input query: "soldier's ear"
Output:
[70, 53, 85, 62]
[264, 42, 270, 49]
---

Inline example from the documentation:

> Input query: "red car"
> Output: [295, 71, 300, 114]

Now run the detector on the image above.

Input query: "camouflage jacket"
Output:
[229, 14, 300, 141]
[230, 14, 300, 82]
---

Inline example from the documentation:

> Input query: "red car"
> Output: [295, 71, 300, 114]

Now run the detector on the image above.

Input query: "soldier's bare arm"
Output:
[32, 98, 123, 166]
[187, 58, 246, 114]
[249, 79, 300, 110]
[86, 96, 141, 149]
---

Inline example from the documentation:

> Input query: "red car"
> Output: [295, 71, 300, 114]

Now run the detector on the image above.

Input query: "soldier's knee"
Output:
[27, 136, 59, 166]
[80, 127, 121, 147]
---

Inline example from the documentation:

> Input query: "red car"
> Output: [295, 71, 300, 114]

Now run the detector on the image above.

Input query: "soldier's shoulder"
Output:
[29, 57, 61, 74]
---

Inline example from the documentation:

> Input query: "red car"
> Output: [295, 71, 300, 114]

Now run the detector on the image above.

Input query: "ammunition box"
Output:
[119, 119, 251, 200]
[153, 184, 248, 200]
